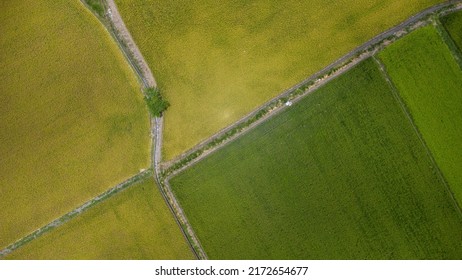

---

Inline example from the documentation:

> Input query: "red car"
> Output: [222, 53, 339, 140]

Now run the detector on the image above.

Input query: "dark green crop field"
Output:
[379, 26, 462, 207]
[170, 59, 462, 259]
[442, 10, 462, 51]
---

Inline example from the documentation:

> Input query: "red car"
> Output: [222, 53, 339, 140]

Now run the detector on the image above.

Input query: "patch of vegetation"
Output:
[170, 59, 462, 259]
[115, 0, 442, 160]
[144, 87, 170, 117]
[440, 10, 462, 68]
[379, 25, 462, 206]
[0, 0, 150, 248]
[441, 10, 462, 51]
[7, 178, 194, 260]
[84, 0, 106, 18]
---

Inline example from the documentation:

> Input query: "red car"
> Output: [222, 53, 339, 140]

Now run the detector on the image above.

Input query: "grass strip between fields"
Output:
[441, 9, 462, 51]
[378, 25, 462, 209]
[373, 55, 462, 219]
[435, 17, 462, 69]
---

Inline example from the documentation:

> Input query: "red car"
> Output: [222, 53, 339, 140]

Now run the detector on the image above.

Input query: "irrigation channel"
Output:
[1, 0, 461, 259]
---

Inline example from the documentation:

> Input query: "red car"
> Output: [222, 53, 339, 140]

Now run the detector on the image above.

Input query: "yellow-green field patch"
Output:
[115, 0, 442, 159]
[7, 178, 194, 259]
[0, 0, 150, 248]
[378, 25, 462, 206]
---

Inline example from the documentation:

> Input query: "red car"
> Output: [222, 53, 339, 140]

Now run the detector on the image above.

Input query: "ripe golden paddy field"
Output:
[7, 178, 194, 259]
[0, 0, 150, 248]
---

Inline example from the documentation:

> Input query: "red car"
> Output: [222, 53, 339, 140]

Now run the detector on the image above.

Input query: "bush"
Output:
[84, 0, 105, 18]
[144, 87, 170, 117]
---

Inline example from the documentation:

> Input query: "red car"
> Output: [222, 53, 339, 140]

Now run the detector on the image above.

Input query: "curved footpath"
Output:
[1, 0, 461, 259]
[106, 0, 206, 259]
[105, 0, 156, 87]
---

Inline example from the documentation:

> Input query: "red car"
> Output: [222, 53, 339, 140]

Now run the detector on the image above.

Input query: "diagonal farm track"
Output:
[163, 1, 462, 178]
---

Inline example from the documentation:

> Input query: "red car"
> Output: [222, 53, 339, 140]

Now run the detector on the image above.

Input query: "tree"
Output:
[144, 87, 170, 117]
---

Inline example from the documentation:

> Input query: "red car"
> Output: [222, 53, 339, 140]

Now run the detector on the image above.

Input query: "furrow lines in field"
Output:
[373, 56, 462, 219]
[152, 116, 205, 259]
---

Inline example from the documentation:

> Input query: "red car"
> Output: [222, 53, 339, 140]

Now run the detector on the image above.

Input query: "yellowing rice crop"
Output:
[6, 178, 195, 259]
[0, 0, 150, 248]
[115, 0, 442, 160]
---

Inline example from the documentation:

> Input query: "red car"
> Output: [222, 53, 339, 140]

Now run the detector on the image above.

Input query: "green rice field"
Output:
[7, 178, 194, 259]
[378, 26, 462, 207]
[114, 0, 442, 160]
[170, 59, 462, 259]
[0, 0, 150, 248]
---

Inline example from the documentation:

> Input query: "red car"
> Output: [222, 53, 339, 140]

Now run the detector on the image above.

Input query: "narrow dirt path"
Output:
[105, 0, 206, 259]
[151, 116, 207, 260]
[106, 0, 156, 87]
